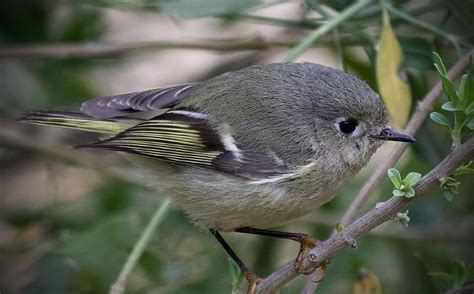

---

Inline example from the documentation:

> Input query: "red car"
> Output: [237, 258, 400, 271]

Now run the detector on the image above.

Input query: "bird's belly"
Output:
[144, 162, 348, 232]
[171, 184, 324, 231]
[160, 175, 335, 231]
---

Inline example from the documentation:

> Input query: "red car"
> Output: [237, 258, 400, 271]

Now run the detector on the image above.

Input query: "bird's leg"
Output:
[210, 229, 261, 294]
[235, 227, 320, 275]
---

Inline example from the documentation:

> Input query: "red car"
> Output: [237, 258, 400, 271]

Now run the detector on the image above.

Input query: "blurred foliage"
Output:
[1, 0, 474, 293]
[158, 0, 263, 18]
[0, 0, 105, 115]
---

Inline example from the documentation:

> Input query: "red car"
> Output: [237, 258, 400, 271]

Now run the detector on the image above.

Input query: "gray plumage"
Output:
[146, 63, 388, 230]
[20, 62, 403, 232]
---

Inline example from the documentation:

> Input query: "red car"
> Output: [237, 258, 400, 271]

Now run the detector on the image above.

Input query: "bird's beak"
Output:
[369, 128, 416, 143]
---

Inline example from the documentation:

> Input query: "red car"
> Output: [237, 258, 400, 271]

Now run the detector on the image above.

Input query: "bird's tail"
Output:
[18, 110, 135, 135]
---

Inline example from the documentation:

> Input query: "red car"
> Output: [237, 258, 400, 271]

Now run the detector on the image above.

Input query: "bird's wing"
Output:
[80, 84, 197, 119]
[79, 109, 290, 180]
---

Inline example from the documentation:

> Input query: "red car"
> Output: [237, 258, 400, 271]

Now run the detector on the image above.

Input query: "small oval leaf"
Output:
[393, 189, 405, 197]
[387, 168, 403, 188]
[404, 172, 422, 186]
[430, 112, 450, 126]
[405, 187, 416, 198]
[441, 101, 461, 112]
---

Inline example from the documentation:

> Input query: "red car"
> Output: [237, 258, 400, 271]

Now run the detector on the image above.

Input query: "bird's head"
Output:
[296, 63, 415, 168]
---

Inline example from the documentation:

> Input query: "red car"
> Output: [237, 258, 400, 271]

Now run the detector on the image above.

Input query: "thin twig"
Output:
[0, 38, 360, 59]
[110, 199, 172, 294]
[235, 13, 323, 29]
[257, 136, 474, 293]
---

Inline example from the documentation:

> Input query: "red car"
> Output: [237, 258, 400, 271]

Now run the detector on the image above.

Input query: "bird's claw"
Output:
[244, 272, 261, 294]
[293, 236, 319, 274]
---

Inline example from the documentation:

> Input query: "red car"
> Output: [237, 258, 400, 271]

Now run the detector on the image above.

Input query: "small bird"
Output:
[19, 63, 414, 292]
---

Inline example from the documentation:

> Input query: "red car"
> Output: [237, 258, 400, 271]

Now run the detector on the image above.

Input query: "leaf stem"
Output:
[110, 199, 172, 294]
[283, 0, 372, 62]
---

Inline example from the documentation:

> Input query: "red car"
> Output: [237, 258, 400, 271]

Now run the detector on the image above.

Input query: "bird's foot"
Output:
[233, 227, 322, 276]
[244, 271, 261, 294]
[293, 235, 319, 274]
[211, 229, 261, 293]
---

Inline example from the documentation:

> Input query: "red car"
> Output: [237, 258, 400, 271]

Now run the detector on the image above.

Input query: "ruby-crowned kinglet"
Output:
[20, 63, 414, 286]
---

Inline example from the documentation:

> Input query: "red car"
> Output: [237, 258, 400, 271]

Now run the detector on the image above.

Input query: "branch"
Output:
[302, 213, 474, 244]
[0, 37, 360, 59]
[256, 136, 474, 293]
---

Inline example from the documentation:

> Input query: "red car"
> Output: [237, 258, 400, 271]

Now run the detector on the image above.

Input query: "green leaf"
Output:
[459, 62, 474, 109]
[454, 166, 474, 175]
[433, 52, 459, 103]
[387, 168, 403, 188]
[458, 75, 470, 109]
[376, 11, 412, 127]
[467, 119, 474, 130]
[441, 101, 462, 112]
[392, 189, 405, 197]
[228, 257, 244, 293]
[430, 112, 450, 126]
[433, 52, 448, 75]
[395, 210, 410, 227]
[403, 172, 422, 186]
[158, 0, 263, 18]
[453, 161, 474, 176]
[466, 102, 474, 114]
[404, 187, 416, 198]
[440, 177, 460, 201]
[443, 187, 458, 202]
[335, 222, 345, 233]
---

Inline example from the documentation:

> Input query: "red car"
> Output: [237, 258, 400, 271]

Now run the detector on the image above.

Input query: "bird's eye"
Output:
[338, 118, 358, 134]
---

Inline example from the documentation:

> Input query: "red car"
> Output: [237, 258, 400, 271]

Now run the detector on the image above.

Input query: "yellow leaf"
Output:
[376, 11, 412, 128]
[353, 268, 382, 294]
